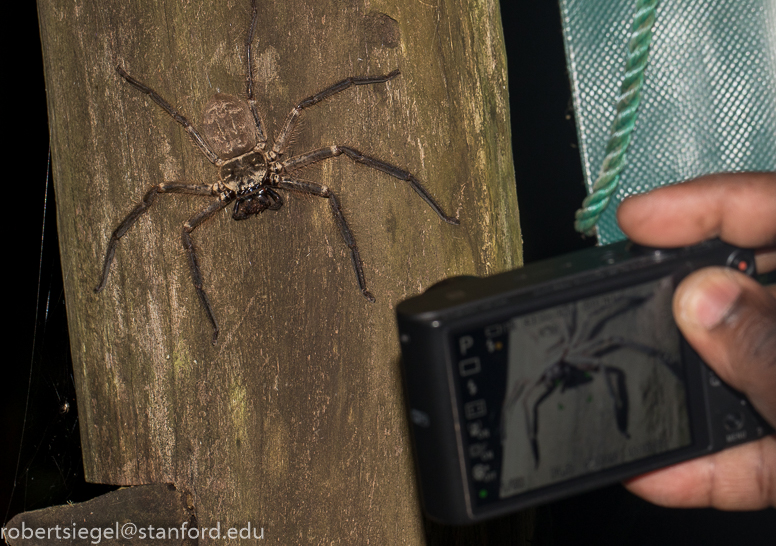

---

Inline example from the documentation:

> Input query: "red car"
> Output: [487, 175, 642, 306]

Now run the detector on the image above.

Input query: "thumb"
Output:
[674, 267, 776, 427]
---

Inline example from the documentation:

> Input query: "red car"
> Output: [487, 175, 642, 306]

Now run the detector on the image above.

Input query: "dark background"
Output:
[4, 1, 774, 544]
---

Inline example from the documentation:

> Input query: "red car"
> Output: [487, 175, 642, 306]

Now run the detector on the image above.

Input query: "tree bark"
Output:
[37, 0, 523, 543]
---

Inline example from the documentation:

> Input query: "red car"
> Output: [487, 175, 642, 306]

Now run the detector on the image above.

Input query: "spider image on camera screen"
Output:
[504, 292, 682, 468]
[94, 0, 459, 344]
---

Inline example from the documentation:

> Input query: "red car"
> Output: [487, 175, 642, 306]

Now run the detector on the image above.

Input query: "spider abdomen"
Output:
[202, 93, 258, 159]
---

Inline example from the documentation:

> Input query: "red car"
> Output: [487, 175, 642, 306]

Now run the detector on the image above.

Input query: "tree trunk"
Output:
[37, 0, 522, 543]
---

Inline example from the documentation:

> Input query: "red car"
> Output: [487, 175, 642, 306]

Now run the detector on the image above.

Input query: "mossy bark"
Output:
[37, 0, 523, 543]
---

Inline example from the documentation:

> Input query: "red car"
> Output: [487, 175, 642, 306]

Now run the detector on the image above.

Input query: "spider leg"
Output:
[523, 380, 559, 468]
[273, 70, 400, 157]
[503, 378, 529, 412]
[565, 350, 632, 438]
[182, 198, 234, 345]
[276, 177, 375, 303]
[245, 0, 268, 147]
[95, 182, 214, 293]
[579, 336, 684, 380]
[116, 66, 222, 165]
[282, 145, 459, 224]
[602, 366, 630, 439]
[580, 295, 653, 343]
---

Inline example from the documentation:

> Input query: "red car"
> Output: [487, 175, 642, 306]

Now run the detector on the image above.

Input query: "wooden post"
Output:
[37, 0, 523, 542]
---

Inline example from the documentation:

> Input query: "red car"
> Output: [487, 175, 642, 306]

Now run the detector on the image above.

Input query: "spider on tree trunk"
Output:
[95, 0, 459, 345]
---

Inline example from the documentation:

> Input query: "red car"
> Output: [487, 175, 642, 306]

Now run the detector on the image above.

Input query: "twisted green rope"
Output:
[574, 0, 659, 235]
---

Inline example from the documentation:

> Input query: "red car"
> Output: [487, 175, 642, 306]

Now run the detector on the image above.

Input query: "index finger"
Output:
[617, 172, 776, 249]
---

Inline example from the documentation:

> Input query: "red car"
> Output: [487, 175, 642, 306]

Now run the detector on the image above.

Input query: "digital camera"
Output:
[396, 239, 773, 524]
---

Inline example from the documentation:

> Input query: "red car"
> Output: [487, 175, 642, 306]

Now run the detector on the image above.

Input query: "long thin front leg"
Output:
[182, 198, 233, 345]
[95, 182, 214, 293]
[273, 70, 400, 156]
[245, 0, 268, 147]
[523, 381, 559, 468]
[116, 67, 222, 165]
[276, 178, 375, 302]
[282, 145, 459, 224]
[571, 336, 683, 379]
[603, 366, 630, 439]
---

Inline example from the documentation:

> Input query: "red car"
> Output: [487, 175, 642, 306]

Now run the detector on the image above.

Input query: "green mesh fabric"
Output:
[560, 0, 776, 244]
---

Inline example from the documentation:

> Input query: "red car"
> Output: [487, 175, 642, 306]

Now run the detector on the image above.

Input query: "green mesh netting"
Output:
[560, 0, 776, 244]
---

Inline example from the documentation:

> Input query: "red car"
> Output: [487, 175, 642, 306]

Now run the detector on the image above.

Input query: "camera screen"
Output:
[452, 275, 693, 504]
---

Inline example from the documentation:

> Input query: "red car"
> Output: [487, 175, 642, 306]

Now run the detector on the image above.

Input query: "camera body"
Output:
[396, 239, 773, 525]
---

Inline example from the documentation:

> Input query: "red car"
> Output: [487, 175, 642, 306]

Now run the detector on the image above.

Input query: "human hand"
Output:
[616, 172, 776, 510]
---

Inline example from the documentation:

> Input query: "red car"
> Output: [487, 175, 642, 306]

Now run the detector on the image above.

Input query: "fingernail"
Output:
[678, 269, 743, 330]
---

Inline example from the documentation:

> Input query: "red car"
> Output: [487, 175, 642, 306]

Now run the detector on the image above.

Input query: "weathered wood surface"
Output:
[37, 0, 523, 543]
[5, 485, 197, 546]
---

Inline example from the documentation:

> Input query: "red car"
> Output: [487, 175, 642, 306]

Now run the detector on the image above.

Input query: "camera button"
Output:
[726, 250, 755, 275]
[723, 411, 746, 432]
[459, 357, 481, 376]
[464, 400, 487, 420]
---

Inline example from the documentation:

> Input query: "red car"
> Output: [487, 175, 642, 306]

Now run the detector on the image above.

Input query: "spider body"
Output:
[96, 1, 458, 344]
